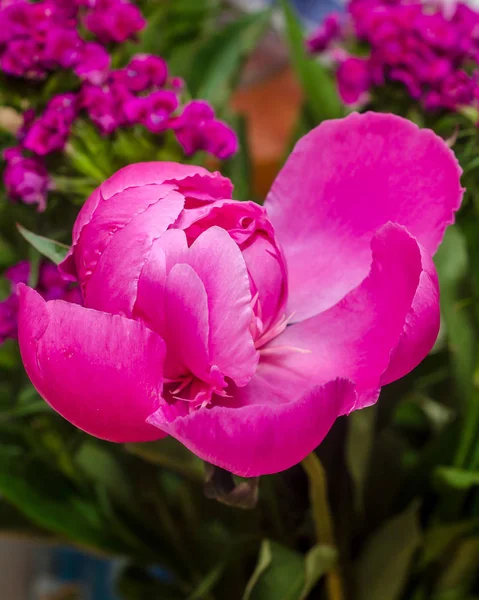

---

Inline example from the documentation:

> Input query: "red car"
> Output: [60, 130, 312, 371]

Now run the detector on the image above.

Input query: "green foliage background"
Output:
[2, 1, 479, 599]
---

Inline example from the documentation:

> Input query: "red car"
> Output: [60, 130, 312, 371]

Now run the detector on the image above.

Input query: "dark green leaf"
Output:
[346, 406, 376, 512]
[125, 437, 204, 482]
[17, 224, 69, 265]
[354, 502, 422, 600]
[75, 442, 131, 504]
[421, 520, 479, 568]
[0, 455, 124, 555]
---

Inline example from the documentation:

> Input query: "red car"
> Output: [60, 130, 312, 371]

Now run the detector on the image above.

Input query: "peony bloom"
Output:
[18, 113, 463, 476]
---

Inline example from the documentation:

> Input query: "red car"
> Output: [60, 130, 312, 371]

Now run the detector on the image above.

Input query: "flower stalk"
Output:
[302, 452, 344, 600]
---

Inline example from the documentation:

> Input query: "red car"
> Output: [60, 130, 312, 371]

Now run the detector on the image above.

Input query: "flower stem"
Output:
[302, 452, 345, 600]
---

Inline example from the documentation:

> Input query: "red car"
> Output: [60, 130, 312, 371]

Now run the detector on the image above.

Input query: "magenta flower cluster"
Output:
[0, 0, 143, 81]
[308, 0, 479, 110]
[0, 260, 81, 344]
[2, 0, 238, 211]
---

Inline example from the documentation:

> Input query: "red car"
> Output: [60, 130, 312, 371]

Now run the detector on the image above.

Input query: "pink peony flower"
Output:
[18, 113, 463, 476]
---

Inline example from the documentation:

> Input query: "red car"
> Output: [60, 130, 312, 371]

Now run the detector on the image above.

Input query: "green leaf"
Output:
[187, 562, 226, 600]
[188, 10, 272, 108]
[354, 502, 422, 600]
[434, 226, 477, 402]
[300, 544, 337, 600]
[280, 0, 342, 123]
[16, 225, 69, 265]
[75, 442, 131, 504]
[222, 114, 252, 201]
[435, 467, 479, 491]
[125, 437, 204, 482]
[346, 405, 376, 512]
[421, 520, 479, 568]
[243, 540, 304, 600]
[0, 455, 124, 556]
[0, 235, 16, 269]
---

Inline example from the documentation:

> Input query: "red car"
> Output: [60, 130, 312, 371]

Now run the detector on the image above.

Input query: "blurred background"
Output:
[2, 0, 479, 598]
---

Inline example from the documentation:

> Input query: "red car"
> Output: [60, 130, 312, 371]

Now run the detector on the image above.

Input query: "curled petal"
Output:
[18, 285, 166, 442]
[265, 112, 463, 321]
[148, 378, 356, 477]
[264, 223, 424, 409]
[381, 245, 440, 385]
[186, 227, 258, 387]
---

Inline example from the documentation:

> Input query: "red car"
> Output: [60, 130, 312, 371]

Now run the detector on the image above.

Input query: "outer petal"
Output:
[264, 223, 423, 409]
[18, 285, 166, 442]
[147, 378, 356, 477]
[83, 190, 185, 315]
[60, 162, 233, 280]
[381, 245, 440, 385]
[265, 112, 463, 321]
[74, 183, 180, 289]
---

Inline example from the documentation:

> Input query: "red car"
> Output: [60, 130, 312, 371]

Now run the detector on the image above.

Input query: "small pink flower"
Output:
[122, 54, 168, 92]
[84, 0, 146, 44]
[18, 113, 463, 476]
[74, 42, 110, 85]
[172, 100, 238, 159]
[3, 148, 50, 210]
[337, 57, 371, 105]
[1, 260, 81, 344]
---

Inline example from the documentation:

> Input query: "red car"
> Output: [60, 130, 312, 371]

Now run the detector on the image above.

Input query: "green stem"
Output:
[302, 453, 345, 600]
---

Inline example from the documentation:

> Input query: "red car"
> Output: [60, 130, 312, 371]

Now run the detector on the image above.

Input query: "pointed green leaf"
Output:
[300, 544, 337, 600]
[355, 502, 422, 600]
[17, 225, 69, 265]
[243, 540, 304, 600]
[435, 467, 479, 491]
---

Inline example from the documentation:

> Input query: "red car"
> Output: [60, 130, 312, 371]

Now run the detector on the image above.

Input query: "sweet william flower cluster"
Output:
[309, 0, 479, 110]
[1, 0, 237, 211]
[18, 113, 463, 476]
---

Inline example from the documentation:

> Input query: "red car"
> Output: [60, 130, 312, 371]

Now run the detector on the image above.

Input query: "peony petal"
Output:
[133, 229, 189, 336]
[381, 245, 440, 385]
[264, 223, 424, 409]
[83, 190, 185, 316]
[164, 263, 210, 381]
[147, 378, 356, 477]
[265, 112, 463, 321]
[74, 183, 179, 289]
[61, 162, 232, 280]
[186, 226, 258, 386]
[18, 285, 166, 442]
